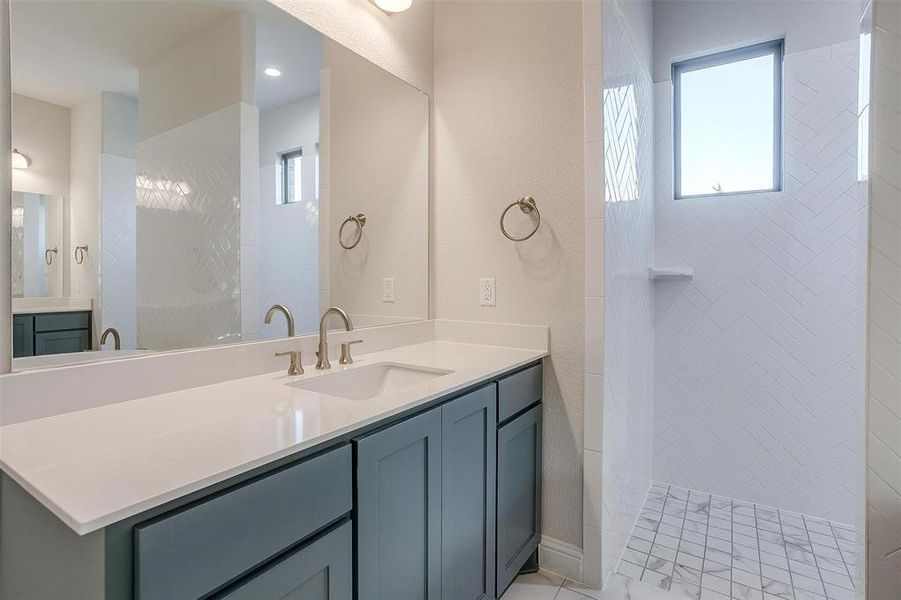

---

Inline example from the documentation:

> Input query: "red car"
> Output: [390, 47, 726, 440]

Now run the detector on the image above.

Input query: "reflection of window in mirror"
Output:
[279, 148, 303, 204]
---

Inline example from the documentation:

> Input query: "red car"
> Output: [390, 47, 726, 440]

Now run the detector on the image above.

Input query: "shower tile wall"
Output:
[136, 104, 242, 351]
[653, 42, 863, 523]
[594, 0, 656, 586]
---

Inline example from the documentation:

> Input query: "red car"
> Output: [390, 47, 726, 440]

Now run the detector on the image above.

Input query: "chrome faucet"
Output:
[265, 304, 302, 375]
[316, 307, 353, 370]
[100, 327, 121, 350]
[264, 304, 295, 337]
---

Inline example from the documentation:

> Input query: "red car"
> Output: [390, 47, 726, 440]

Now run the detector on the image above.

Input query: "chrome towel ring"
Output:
[75, 245, 88, 265]
[500, 196, 540, 241]
[339, 213, 366, 250]
[45, 247, 58, 266]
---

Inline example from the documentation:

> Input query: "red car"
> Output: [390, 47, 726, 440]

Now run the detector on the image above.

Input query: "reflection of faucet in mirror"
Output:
[264, 304, 295, 338]
[100, 328, 121, 350]
[316, 307, 354, 370]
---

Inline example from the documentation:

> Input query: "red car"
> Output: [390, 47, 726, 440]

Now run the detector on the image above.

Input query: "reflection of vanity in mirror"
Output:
[9, 0, 428, 370]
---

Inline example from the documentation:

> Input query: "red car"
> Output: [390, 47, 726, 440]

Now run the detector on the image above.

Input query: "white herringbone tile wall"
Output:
[594, 0, 656, 586]
[136, 104, 242, 351]
[866, 0, 901, 595]
[653, 41, 864, 524]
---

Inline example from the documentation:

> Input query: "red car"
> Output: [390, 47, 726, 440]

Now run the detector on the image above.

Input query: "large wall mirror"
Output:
[8, 0, 429, 370]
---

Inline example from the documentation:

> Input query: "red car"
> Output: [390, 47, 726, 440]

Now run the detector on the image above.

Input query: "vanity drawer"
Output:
[134, 444, 352, 600]
[33, 311, 90, 332]
[497, 363, 542, 422]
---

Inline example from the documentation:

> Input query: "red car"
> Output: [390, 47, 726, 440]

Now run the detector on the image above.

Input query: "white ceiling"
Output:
[10, 0, 322, 110]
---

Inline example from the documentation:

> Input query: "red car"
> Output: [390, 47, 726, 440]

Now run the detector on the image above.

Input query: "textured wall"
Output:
[597, 0, 656, 585]
[866, 0, 901, 595]
[652, 41, 863, 523]
[434, 0, 585, 548]
[100, 154, 137, 348]
[323, 40, 429, 328]
[258, 95, 321, 337]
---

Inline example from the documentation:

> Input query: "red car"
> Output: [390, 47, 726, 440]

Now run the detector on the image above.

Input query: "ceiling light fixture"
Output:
[372, 0, 412, 13]
[263, 66, 282, 78]
[11, 148, 30, 170]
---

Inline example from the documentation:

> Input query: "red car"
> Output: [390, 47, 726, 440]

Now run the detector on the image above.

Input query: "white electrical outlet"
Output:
[479, 278, 496, 306]
[382, 277, 396, 303]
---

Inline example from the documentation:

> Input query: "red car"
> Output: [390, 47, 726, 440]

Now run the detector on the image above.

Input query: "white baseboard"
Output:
[539, 535, 583, 582]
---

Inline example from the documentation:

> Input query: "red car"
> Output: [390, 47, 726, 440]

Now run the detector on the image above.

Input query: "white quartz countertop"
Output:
[0, 341, 546, 535]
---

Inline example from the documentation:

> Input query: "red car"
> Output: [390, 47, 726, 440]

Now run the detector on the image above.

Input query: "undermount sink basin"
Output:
[286, 362, 454, 401]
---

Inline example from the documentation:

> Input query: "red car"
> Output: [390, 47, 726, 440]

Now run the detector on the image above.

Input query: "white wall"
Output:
[11, 94, 69, 300]
[11, 94, 69, 198]
[865, 0, 901, 595]
[652, 0, 862, 81]
[99, 93, 138, 348]
[68, 94, 101, 328]
[323, 39, 429, 329]
[138, 12, 255, 141]
[434, 0, 585, 550]
[258, 94, 320, 336]
[652, 6, 862, 521]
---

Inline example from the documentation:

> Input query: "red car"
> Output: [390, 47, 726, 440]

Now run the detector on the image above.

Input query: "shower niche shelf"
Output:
[649, 266, 694, 281]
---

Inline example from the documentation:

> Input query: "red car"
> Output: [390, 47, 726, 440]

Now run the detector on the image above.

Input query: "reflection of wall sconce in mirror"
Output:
[12, 148, 30, 170]
[339, 213, 367, 250]
[371, 0, 412, 13]
[45, 247, 58, 266]
[74, 245, 88, 265]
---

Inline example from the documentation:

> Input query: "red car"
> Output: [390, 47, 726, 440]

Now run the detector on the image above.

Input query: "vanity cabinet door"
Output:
[442, 385, 497, 600]
[12, 315, 34, 357]
[34, 329, 90, 355]
[355, 408, 442, 600]
[496, 404, 542, 597]
[219, 520, 352, 600]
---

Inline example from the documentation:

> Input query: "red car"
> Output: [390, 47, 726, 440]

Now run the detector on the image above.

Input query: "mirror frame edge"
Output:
[1, 0, 11, 375]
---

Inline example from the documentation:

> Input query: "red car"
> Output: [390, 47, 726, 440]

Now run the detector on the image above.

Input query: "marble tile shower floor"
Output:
[616, 482, 860, 600]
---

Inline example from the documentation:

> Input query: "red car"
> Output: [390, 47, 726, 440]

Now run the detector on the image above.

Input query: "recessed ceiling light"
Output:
[372, 0, 412, 13]
[263, 67, 282, 78]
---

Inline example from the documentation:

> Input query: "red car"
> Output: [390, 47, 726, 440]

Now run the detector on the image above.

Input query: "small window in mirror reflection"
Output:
[673, 39, 783, 199]
[279, 148, 303, 204]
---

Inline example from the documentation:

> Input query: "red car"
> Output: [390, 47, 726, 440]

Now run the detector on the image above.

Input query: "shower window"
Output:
[673, 39, 783, 199]
[278, 148, 303, 204]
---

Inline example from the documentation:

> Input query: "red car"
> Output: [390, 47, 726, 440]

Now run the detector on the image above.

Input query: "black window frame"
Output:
[673, 39, 784, 200]
[279, 148, 303, 205]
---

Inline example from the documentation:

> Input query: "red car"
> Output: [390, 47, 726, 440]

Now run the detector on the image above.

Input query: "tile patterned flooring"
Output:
[502, 570, 693, 600]
[615, 483, 860, 600]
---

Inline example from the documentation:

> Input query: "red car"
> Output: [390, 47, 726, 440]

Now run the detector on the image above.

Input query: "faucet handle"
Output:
[339, 340, 363, 365]
[275, 351, 303, 376]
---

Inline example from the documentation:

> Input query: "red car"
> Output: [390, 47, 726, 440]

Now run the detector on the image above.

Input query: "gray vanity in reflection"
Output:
[0, 362, 543, 600]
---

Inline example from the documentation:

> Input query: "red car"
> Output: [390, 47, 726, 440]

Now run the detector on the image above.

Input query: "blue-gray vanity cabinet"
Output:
[13, 310, 92, 357]
[496, 403, 543, 597]
[12, 314, 33, 357]
[134, 444, 352, 600]
[34, 329, 90, 355]
[218, 520, 352, 600]
[355, 408, 443, 600]
[442, 385, 498, 600]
